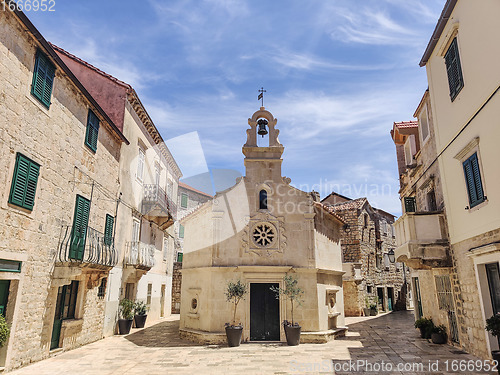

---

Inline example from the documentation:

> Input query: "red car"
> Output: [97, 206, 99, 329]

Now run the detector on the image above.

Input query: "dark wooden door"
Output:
[250, 283, 280, 341]
[51, 285, 66, 350]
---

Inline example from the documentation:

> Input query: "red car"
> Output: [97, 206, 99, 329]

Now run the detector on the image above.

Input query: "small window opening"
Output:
[259, 190, 268, 210]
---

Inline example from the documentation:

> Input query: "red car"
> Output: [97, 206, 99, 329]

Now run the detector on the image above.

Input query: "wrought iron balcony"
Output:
[57, 226, 118, 269]
[124, 241, 156, 270]
[141, 184, 177, 229]
[394, 212, 451, 269]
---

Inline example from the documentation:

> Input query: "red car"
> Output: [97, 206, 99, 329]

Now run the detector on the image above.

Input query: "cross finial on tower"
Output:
[257, 87, 266, 107]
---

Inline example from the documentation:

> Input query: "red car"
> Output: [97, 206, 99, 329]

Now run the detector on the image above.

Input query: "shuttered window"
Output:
[85, 110, 100, 152]
[179, 224, 184, 238]
[181, 193, 188, 208]
[404, 197, 416, 213]
[463, 152, 485, 208]
[69, 195, 91, 260]
[104, 214, 114, 246]
[31, 50, 55, 108]
[445, 38, 464, 101]
[9, 153, 40, 211]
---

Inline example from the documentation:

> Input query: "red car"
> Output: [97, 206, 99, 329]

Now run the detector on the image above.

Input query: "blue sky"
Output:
[28, 0, 445, 216]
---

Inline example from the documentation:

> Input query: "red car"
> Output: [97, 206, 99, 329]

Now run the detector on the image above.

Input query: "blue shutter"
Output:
[9, 154, 40, 210]
[463, 153, 485, 208]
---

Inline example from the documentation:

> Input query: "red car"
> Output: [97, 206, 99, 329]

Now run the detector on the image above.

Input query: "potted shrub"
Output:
[369, 303, 378, 316]
[363, 297, 371, 317]
[134, 301, 148, 329]
[414, 317, 434, 339]
[118, 298, 135, 335]
[485, 313, 500, 368]
[224, 279, 247, 347]
[0, 315, 10, 347]
[431, 324, 447, 344]
[271, 274, 304, 346]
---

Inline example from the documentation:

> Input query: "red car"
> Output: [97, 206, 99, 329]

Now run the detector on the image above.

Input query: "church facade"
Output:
[179, 107, 346, 343]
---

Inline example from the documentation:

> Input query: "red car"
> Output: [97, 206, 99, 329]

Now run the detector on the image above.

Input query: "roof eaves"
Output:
[419, 0, 458, 67]
[10, 5, 129, 145]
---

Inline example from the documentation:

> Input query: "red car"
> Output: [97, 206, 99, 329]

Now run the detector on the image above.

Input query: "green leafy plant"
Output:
[0, 316, 9, 347]
[486, 313, 500, 338]
[134, 301, 148, 316]
[119, 298, 135, 320]
[225, 280, 247, 327]
[271, 274, 304, 326]
[432, 324, 447, 334]
[414, 317, 434, 338]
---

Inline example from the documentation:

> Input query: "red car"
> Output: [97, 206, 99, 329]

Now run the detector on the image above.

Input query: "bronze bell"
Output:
[257, 119, 268, 137]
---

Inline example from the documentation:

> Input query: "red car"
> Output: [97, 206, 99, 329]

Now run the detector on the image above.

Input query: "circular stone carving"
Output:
[252, 222, 277, 248]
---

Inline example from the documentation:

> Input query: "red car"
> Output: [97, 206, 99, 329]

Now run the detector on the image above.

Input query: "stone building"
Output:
[51, 45, 182, 335]
[392, 0, 500, 360]
[0, 6, 128, 370]
[179, 107, 346, 343]
[322, 193, 408, 316]
[171, 182, 212, 314]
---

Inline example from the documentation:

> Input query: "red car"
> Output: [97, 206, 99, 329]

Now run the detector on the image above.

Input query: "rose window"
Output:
[252, 223, 276, 247]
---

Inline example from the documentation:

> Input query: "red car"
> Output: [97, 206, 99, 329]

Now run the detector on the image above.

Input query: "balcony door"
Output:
[69, 195, 90, 260]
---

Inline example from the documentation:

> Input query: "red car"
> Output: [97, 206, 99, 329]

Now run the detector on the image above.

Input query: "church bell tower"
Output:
[242, 107, 284, 182]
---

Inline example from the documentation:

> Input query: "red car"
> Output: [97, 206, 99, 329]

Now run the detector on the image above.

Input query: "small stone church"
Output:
[179, 107, 346, 343]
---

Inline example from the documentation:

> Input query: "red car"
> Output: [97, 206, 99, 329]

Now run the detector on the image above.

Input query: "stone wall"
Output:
[171, 262, 182, 314]
[0, 10, 122, 371]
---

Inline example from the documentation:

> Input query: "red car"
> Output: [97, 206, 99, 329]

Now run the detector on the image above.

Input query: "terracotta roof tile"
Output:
[314, 202, 346, 224]
[179, 182, 213, 198]
[393, 121, 418, 129]
[326, 197, 367, 211]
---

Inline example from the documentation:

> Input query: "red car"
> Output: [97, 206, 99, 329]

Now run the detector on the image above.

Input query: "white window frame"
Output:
[137, 148, 145, 182]
[404, 135, 417, 167]
[132, 218, 140, 243]
[418, 104, 430, 145]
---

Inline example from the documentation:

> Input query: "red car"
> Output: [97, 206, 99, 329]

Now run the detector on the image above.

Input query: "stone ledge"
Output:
[300, 327, 348, 343]
[179, 328, 226, 345]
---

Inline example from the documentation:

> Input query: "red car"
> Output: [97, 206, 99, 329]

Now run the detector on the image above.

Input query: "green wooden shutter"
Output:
[445, 38, 464, 101]
[181, 193, 188, 208]
[69, 195, 91, 260]
[179, 224, 184, 238]
[404, 197, 416, 213]
[463, 153, 484, 207]
[31, 51, 55, 108]
[9, 153, 40, 210]
[104, 214, 114, 246]
[85, 110, 100, 152]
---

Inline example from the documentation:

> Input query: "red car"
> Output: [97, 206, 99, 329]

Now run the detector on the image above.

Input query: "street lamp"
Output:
[388, 249, 395, 264]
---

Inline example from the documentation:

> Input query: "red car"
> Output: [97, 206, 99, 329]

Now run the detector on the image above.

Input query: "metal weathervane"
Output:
[258, 87, 266, 106]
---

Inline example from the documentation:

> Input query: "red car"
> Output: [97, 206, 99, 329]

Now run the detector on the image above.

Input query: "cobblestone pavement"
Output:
[9, 311, 497, 375]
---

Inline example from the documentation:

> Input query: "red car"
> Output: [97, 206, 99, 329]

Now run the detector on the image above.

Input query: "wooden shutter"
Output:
[404, 197, 416, 213]
[463, 153, 484, 207]
[445, 38, 464, 100]
[179, 224, 184, 238]
[181, 193, 188, 208]
[85, 110, 100, 152]
[104, 214, 114, 246]
[31, 51, 55, 108]
[70, 195, 90, 260]
[9, 153, 40, 210]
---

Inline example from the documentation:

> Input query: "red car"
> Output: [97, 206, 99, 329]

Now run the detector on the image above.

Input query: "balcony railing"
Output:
[141, 184, 177, 229]
[394, 212, 450, 269]
[57, 226, 118, 269]
[124, 241, 156, 270]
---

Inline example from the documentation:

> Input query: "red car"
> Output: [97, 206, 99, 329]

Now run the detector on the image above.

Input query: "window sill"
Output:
[25, 93, 51, 117]
[468, 199, 488, 213]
